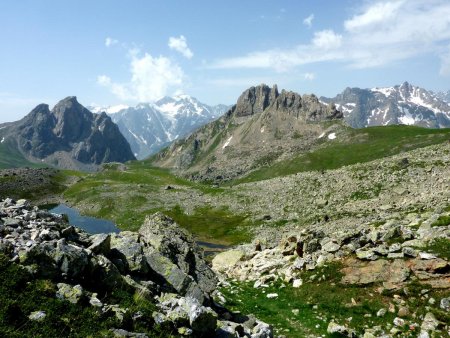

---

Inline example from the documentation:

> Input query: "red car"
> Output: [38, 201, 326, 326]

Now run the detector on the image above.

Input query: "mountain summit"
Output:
[154, 84, 343, 181]
[322, 82, 450, 128]
[0, 97, 135, 170]
[90, 95, 229, 159]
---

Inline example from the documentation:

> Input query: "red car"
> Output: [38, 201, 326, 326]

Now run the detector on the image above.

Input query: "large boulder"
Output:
[139, 213, 218, 295]
[212, 250, 245, 272]
[109, 232, 148, 274]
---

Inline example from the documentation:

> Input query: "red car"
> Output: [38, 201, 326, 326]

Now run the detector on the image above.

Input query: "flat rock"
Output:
[212, 250, 245, 272]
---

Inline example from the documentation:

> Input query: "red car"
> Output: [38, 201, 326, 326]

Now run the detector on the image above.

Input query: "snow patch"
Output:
[158, 102, 183, 119]
[260, 126, 265, 133]
[91, 104, 129, 114]
[318, 132, 325, 138]
[327, 133, 336, 140]
[371, 87, 395, 97]
[222, 136, 233, 149]
[0, 137, 4, 143]
[398, 106, 416, 125]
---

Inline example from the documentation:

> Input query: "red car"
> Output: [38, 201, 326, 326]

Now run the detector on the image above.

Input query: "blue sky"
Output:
[1, 0, 450, 122]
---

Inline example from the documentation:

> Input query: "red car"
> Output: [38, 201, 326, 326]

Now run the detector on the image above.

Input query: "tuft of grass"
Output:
[238, 125, 450, 183]
[431, 215, 450, 228]
[425, 238, 450, 260]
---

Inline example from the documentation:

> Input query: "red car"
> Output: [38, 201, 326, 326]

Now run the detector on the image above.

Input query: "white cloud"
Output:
[312, 30, 342, 50]
[98, 51, 184, 102]
[303, 14, 314, 28]
[344, 1, 404, 32]
[304, 73, 315, 81]
[168, 35, 193, 59]
[209, 29, 344, 72]
[208, 0, 450, 75]
[105, 37, 118, 47]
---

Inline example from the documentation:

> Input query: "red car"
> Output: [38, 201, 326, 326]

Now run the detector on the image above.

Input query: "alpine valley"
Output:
[1, 83, 450, 338]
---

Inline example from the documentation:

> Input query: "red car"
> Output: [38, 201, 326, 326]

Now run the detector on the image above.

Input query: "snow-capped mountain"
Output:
[321, 82, 450, 128]
[434, 90, 450, 103]
[90, 96, 229, 159]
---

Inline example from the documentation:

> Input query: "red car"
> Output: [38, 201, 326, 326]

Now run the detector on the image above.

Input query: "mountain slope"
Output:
[90, 96, 229, 159]
[322, 82, 450, 128]
[0, 97, 135, 171]
[153, 84, 343, 182]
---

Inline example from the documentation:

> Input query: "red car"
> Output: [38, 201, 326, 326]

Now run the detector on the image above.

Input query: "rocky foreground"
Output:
[0, 198, 272, 337]
[212, 204, 450, 337]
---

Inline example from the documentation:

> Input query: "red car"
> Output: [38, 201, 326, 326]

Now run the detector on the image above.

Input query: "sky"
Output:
[1, 0, 450, 122]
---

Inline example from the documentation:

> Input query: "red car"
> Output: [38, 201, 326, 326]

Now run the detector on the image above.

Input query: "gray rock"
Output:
[51, 239, 90, 279]
[29, 310, 46, 321]
[356, 249, 378, 260]
[140, 213, 218, 295]
[110, 329, 148, 338]
[110, 232, 148, 274]
[421, 312, 440, 332]
[402, 247, 418, 257]
[89, 254, 126, 291]
[56, 283, 84, 304]
[87, 233, 110, 255]
[327, 321, 350, 335]
[186, 297, 217, 335]
[440, 297, 450, 311]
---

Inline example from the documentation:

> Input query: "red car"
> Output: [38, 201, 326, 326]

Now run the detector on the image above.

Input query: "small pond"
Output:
[50, 204, 120, 234]
[49, 204, 230, 256]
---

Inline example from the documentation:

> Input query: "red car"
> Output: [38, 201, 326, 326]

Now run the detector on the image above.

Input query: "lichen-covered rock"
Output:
[56, 283, 84, 304]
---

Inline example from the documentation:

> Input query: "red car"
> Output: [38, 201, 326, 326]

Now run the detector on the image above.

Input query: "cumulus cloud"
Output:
[98, 51, 184, 102]
[303, 14, 314, 28]
[105, 37, 118, 47]
[168, 35, 193, 59]
[304, 73, 315, 81]
[208, 0, 450, 75]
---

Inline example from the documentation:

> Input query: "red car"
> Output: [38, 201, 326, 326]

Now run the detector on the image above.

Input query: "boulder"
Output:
[341, 259, 410, 285]
[212, 250, 245, 272]
[87, 233, 110, 255]
[56, 283, 84, 304]
[89, 254, 126, 291]
[140, 213, 218, 295]
[109, 232, 148, 274]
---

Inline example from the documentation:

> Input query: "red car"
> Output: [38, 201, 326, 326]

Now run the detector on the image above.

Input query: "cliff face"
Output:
[1, 96, 135, 170]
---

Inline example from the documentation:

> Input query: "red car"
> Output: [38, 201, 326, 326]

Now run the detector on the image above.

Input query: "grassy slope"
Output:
[0, 140, 43, 169]
[239, 125, 450, 183]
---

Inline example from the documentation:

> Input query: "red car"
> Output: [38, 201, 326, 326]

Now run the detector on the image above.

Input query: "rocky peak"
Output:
[234, 84, 278, 117]
[3, 97, 136, 170]
[52, 96, 92, 141]
[233, 84, 342, 121]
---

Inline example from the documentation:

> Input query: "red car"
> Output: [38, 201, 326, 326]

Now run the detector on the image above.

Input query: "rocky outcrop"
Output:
[0, 97, 135, 171]
[154, 84, 343, 182]
[0, 198, 273, 337]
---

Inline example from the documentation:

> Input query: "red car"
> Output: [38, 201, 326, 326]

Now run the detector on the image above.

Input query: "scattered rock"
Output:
[29, 310, 46, 321]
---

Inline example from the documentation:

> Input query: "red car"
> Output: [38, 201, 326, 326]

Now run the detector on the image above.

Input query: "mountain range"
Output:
[321, 82, 450, 128]
[0, 97, 135, 171]
[90, 96, 229, 159]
